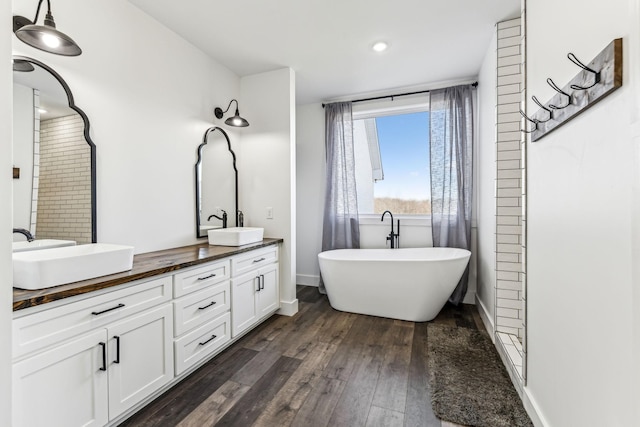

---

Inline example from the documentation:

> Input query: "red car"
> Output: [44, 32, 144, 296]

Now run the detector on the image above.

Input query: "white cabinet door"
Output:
[256, 263, 279, 317]
[13, 329, 109, 427]
[231, 271, 259, 337]
[107, 304, 174, 420]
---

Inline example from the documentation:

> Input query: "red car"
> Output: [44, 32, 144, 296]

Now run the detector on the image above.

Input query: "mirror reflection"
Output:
[195, 127, 238, 238]
[12, 56, 96, 245]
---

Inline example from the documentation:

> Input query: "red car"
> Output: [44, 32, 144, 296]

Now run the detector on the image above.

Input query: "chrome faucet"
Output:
[380, 211, 400, 249]
[237, 210, 244, 227]
[208, 210, 228, 228]
[13, 228, 35, 242]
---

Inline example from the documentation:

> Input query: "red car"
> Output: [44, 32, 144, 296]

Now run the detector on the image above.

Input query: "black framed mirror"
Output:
[12, 55, 96, 243]
[195, 126, 238, 238]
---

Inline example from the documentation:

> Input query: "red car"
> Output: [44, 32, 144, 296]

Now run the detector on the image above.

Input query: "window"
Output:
[353, 105, 431, 215]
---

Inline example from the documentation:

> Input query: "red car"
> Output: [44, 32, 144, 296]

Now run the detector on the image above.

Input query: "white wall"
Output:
[525, 1, 636, 425]
[239, 68, 298, 314]
[12, 0, 240, 254]
[359, 217, 432, 249]
[12, 83, 33, 233]
[631, 1, 640, 422]
[476, 28, 497, 331]
[0, 0, 13, 423]
[295, 103, 325, 286]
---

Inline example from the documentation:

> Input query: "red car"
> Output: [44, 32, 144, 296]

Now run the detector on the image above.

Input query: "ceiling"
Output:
[129, 0, 520, 105]
[13, 63, 74, 120]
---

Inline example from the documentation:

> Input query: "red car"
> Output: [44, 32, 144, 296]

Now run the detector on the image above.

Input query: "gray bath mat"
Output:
[427, 324, 533, 427]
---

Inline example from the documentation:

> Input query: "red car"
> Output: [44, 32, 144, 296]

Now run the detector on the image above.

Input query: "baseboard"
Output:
[475, 294, 495, 342]
[296, 274, 319, 287]
[523, 387, 549, 427]
[277, 299, 299, 316]
[495, 336, 524, 398]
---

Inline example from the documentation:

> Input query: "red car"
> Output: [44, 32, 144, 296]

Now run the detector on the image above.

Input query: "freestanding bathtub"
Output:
[318, 248, 471, 322]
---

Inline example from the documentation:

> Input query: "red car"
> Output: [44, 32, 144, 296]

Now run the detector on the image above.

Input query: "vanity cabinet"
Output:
[172, 259, 232, 375]
[12, 278, 174, 427]
[231, 247, 280, 337]
[13, 329, 109, 427]
[12, 242, 281, 427]
[106, 304, 173, 419]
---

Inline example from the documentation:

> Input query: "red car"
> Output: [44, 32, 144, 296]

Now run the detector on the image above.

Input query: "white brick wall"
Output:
[29, 90, 40, 234]
[36, 115, 92, 244]
[495, 16, 525, 340]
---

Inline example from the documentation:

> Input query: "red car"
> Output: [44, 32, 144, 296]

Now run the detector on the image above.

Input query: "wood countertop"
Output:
[13, 238, 283, 311]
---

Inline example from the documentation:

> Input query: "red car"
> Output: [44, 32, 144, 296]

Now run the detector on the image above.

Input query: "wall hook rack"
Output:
[546, 78, 572, 109]
[520, 110, 539, 133]
[531, 96, 553, 122]
[525, 38, 622, 142]
[567, 53, 601, 90]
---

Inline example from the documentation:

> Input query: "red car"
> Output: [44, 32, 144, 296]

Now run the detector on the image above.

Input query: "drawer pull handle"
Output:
[114, 336, 120, 364]
[252, 257, 266, 263]
[92, 303, 125, 316]
[99, 342, 107, 371]
[197, 273, 217, 281]
[260, 274, 265, 290]
[256, 276, 261, 292]
[198, 301, 217, 310]
[198, 334, 217, 346]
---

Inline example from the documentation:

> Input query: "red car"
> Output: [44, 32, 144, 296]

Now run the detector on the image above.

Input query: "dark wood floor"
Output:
[120, 286, 484, 427]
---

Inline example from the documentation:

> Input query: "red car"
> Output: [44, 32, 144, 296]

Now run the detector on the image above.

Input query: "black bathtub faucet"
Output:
[380, 210, 400, 249]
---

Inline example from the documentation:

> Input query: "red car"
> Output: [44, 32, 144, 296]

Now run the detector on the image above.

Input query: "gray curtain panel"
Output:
[429, 85, 474, 305]
[320, 102, 360, 293]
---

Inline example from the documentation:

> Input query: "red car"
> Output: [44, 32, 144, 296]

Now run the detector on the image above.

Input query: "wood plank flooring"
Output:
[120, 286, 486, 427]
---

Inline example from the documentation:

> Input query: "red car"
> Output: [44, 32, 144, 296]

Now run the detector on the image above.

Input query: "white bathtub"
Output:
[318, 248, 471, 322]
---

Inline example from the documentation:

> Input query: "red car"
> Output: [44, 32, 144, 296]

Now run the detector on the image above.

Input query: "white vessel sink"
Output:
[13, 243, 134, 290]
[12, 239, 76, 253]
[208, 227, 264, 247]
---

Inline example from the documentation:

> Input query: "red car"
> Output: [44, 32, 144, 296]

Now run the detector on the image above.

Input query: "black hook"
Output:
[546, 78, 572, 109]
[531, 96, 552, 122]
[567, 53, 601, 90]
[519, 110, 538, 133]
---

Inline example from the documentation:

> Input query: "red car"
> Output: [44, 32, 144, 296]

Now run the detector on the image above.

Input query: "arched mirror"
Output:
[195, 126, 238, 238]
[12, 56, 96, 243]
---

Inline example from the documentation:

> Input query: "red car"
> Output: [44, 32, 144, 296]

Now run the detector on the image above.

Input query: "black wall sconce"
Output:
[12, 59, 35, 72]
[13, 0, 82, 56]
[214, 99, 250, 127]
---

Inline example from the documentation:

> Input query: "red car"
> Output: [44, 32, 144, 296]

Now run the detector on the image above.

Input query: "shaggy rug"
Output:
[427, 324, 533, 427]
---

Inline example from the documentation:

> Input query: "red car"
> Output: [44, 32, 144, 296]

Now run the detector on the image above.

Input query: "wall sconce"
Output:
[214, 99, 250, 127]
[12, 59, 35, 72]
[13, 0, 82, 56]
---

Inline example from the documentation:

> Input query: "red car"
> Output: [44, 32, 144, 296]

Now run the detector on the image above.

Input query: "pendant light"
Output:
[13, 0, 82, 56]
[214, 99, 250, 127]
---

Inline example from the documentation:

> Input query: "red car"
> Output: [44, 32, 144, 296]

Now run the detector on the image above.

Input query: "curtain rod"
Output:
[321, 81, 478, 108]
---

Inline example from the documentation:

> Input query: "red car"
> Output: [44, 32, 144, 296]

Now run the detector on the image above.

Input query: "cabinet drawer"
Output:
[174, 312, 230, 375]
[173, 281, 230, 336]
[232, 246, 278, 277]
[173, 259, 230, 298]
[13, 276, 172, 360]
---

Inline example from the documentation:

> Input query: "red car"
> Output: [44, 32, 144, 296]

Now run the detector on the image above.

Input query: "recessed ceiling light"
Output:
[38, 108, 47, 114]
[372, 41, 388, 52]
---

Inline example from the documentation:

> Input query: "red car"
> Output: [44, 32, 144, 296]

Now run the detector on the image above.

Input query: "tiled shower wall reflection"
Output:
[37, 115, 92, 244]
[29, 89, 40, 234]
[495, 16, 525, 340]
